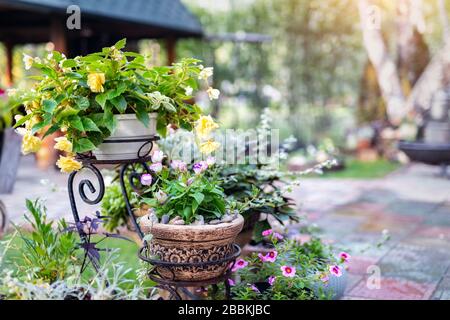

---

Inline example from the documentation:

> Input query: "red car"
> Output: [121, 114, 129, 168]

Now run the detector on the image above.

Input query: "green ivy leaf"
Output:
[61, 59, 77, 68]
[95, 93, 108, 108]
[68, 115, 84, 132]
[73, 138, 96, 153]
[135, 105, 149, 127]
[81, 117, 101, 132]
[42, 99, 57, 114]
[111, 96, 127, 113]
[75, 97, 90, 110]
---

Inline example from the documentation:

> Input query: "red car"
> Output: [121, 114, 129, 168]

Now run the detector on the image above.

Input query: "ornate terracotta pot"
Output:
[140, 215, 244, 282]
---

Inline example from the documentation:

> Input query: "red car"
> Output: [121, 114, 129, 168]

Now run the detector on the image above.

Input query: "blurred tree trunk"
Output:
[358, 0, 406, 124]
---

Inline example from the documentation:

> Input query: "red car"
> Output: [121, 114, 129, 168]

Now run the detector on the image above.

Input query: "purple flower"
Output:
[149, 162, 163, 173]
[193, 161, 208, 174]
[273, 232, 284, 240]
[250, 284, 260, 293]
[187, 177, 195, 186]
[280, 265, 296, 278]
[329, 265, 342, 277]
[262, 229, 273, 237]
[140, 174, 152, 186]
[228, 278, 235, 286]
[268, 276, 276, 286]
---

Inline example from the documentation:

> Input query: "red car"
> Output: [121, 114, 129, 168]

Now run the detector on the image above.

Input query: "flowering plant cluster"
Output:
[229, 230, 349, 300]
[0, 88, 23, 131]
[139, 151, 228, 224]
[12, 38, 220, 173]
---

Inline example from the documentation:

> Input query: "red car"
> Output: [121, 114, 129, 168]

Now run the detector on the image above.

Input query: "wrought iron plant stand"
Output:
[67, 137, 240, 300]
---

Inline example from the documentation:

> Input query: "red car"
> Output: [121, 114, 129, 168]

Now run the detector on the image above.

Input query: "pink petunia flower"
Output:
[319, 272, 329, 283]
[228, 278, 235, 286]
[339, 252, 351, 262]
[329, 265, 343, 277]
[268, 276, 276, 286]
[262, 229, 273, 237]
[280, 265, 296, 278]
[258, 251, 278, 263]
[140, 174, 152, 186]
[232, 259, 248, 272]
[149, 162, 163, 173]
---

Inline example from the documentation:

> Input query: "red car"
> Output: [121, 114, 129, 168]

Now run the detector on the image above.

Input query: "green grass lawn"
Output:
[307, 158, 401, 179]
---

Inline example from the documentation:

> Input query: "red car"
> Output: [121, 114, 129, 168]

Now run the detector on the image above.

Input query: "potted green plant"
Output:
[138, 155, 246, 282]
[12, 39, 219, 168]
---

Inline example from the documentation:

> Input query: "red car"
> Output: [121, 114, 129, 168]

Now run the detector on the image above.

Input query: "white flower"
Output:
[149, 162, 163, 173]
[151, 150, 164, 163]
[185, 86, 193, 96]
[23, 54, 34, 70]
[207, 87, 220, 100]
[206, 156, 216, 166]
[155, 190, 168, 204]
[199, 67, 213, 80]
[7, 88, 17, 96]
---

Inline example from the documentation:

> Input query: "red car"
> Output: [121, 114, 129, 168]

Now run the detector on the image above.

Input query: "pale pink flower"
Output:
[339, 252, 351, 262]
[232, 259, 248, 272]
[273, 232, 284, 240]
[206, 156, 216, 166]
[149, 162, 163, 173]
[155, 190, 168, 204]
[329, 265, 342, 277]
[319, 272, 329, 283]
[280, 265, 296, 278]
[258, 251, 278, 263]
[171, 160, 187, 172]
[262, 229, 273, 237]
[151, 150, 164, 163]
[140, 174, 152, 186]
[268, 276, 276, 286]
[187, 177, 194, 186]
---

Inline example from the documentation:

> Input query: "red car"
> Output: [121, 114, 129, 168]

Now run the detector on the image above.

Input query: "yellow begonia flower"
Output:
[87, 73, 106, 93]
[25, 116, 41, 131]
[21, 133, 41, 155]
[56, 155, 82, 173]
[54, 136, 73, 153]
[199, 139, 220, 154]
[195, 115, 219, 139]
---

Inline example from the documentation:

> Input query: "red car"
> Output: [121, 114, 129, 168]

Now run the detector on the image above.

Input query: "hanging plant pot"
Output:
[93, 113, 158, 161]
[140, 215, 244, 282]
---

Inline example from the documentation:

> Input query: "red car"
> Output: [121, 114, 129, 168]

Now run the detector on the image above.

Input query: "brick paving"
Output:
[291, 163, 450, 300]
[2, 156, 450, 300]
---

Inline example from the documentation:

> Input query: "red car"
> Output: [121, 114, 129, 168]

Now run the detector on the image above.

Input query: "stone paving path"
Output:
[2, 156, 450, 299]
[290, 164, 450, 300]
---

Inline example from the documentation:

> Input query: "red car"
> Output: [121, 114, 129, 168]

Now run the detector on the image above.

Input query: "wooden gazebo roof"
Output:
[0, 0, 203, 85]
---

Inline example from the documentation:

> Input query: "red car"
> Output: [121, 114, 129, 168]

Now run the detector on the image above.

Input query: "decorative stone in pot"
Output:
[140, 214, 244, 282]
[93, 113, 157, 161]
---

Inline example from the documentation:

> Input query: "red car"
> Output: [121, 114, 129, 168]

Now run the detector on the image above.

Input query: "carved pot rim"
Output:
[140, 214, 244, 242]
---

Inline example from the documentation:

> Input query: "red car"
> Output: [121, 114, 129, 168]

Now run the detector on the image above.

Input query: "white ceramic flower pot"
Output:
[93, 113, 157, 161]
